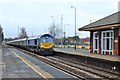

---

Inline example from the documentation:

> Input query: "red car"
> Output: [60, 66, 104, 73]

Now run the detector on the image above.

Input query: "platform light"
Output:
[71, 6, 77, 50]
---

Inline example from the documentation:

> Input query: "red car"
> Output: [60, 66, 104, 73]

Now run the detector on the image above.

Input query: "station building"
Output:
[78, 12, 120, 56]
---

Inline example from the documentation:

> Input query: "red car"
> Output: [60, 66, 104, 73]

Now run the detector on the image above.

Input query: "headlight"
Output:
[50, 46, 52, 48]
[41, 46, 44, 47]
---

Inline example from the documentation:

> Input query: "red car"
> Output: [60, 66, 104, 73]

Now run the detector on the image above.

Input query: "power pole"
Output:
[75, 7, 77, 50]
[18, 26, 19, 38]
[64, 24, 65, 48]
[71, 6, 77, 50]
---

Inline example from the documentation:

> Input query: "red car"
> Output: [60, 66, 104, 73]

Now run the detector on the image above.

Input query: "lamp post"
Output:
[64, 24, 69, 48]
[71, 6, 77, 50]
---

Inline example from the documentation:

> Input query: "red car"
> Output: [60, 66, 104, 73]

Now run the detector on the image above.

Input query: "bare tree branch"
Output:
[19, 27, 28, 39]
[48, 24, 61, 39]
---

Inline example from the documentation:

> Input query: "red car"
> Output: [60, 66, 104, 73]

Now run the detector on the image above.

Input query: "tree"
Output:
[2, 32, 4, 41]
[19, 27, 28, 38]
[73, 36, 80, 42]
[0, 25, 4, 43]
[48, 24, 61, 39]
[4, 38, 13, 42]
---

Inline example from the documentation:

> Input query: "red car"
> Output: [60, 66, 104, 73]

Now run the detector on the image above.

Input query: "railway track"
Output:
[20, 50, 85, 79]
[17, 47, 120, 80]
[6, 44, 119, 79]
[51, 54, 120, 75]
[47, 56, 120, 79]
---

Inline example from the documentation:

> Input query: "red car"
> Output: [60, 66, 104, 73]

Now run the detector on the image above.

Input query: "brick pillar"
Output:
[98, 31, 101, 54]
[90, 31, 93, 53]
[114, 28, 119, 56]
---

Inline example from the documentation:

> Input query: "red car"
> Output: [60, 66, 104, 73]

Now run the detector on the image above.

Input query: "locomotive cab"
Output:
[39, 34, 54, 55]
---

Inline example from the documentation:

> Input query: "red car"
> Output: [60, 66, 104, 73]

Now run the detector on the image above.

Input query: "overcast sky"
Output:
[0, 0, 119, 38]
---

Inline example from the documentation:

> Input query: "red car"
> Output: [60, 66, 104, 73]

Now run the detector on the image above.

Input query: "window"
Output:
[35, 39, 37, 45]
[93, 32, 99, 53]
[28, 40, 30, 44]
[40, 36, 54, 42]
[101, 30, 114, 55]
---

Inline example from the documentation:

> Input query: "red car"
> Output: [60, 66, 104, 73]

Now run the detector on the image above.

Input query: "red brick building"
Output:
[80, 37, 90, 44]
[79, 12, 120, 56]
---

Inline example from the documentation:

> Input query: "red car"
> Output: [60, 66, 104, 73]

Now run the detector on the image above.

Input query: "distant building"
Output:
[55, 39, 61, 45]
[79, 12, 120, 56]
[55, 36, 80, 45]
[80, 37, 90, 44]
[67, 36, 80, 45]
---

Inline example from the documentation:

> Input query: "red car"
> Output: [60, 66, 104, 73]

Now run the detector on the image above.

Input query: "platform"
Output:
[54, 48, 120, 62]
[1, 44, 77, 79]
[0, 44, 2, 80]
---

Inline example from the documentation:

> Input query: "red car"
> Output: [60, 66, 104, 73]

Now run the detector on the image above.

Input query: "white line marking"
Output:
[9, 49, 54, 80]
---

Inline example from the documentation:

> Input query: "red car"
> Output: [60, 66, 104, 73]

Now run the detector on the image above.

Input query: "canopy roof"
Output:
[78, 12, 120, 31]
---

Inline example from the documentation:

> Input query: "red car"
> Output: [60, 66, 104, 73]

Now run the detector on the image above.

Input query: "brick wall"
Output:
[90, 29, 119, 56]
[114, 28, 119, 56]
[90, 31, 93, 53]
[98, 31, 101, 54]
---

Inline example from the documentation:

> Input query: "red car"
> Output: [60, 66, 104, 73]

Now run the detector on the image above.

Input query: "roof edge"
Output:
[78, 23, 120, 31]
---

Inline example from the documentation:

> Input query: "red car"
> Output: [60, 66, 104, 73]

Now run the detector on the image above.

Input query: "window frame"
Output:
[101, 30, 114, 55]
[93, 31, 99, 53]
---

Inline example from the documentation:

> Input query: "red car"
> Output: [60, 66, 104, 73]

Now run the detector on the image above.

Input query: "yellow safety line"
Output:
[9, 49, 49, 80]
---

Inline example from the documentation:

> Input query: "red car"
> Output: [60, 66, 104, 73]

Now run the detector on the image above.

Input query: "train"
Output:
[6, 34, 55, 56]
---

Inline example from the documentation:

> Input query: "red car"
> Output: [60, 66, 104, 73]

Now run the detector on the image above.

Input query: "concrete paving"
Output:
[2, 47, 42, 78]
[11, 48, 75, 78]
[1, 44, 77, 79]
[0, 43, 2, 80]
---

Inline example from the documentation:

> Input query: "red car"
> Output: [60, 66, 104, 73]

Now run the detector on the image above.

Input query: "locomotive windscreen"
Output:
[40, 34, 54, 42]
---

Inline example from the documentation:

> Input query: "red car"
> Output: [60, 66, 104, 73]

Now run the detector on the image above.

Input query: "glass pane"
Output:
[95, 39, 97, 49]
[103, 51, 104, 54]
[111, 38, 113, 50]
[107, 38, 109, 50]
[95, 33, 98, 38]
[107, 32, 109, 37]
[111, 32, 113, 37]
[103, 39, 105, 50]
[110, 52, 112, 55]
[35, 39, 37, 45]
[103, 33, 105, 37]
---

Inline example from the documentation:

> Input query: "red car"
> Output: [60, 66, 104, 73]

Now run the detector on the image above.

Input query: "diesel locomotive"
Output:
[6, 34, 54, 55]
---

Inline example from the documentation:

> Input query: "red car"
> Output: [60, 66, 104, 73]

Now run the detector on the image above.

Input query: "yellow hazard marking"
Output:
[9, 49, 55, 80]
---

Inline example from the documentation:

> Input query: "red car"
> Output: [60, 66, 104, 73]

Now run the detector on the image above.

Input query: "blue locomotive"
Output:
[39, 34, 54, 55]
[6, 34, 55, 55]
